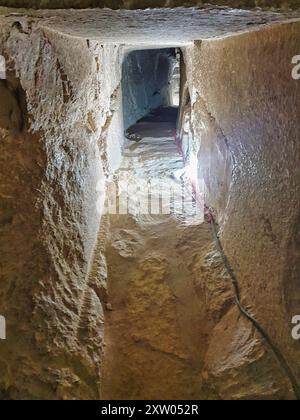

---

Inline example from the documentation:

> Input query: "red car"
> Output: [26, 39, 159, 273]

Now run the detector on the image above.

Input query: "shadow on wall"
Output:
[0, 78, 25, 133]
[122, 48, 177, 130]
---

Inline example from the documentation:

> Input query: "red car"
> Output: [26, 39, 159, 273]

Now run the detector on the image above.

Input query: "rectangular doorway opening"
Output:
[122, 48, 180, 141]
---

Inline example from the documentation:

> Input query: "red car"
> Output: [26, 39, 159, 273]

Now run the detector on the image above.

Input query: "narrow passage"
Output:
[102, 107, 215, 399]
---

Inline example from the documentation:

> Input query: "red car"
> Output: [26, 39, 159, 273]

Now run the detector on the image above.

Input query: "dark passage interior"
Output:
[122, 48, 180, 142]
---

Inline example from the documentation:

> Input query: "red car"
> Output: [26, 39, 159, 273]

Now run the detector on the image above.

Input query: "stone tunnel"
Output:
[0, 0, 300, 401]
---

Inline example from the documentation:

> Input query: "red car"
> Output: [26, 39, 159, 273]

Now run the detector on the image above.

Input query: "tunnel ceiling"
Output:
[0, 1, 300, 11]
[1, 6, 300, 44]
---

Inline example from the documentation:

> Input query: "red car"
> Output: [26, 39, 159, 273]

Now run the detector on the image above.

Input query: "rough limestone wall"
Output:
[192, 21, 300, 397]
[0, 1, 300, 11]
[122, 49, 173, 130]
[0, 18, 123, 399]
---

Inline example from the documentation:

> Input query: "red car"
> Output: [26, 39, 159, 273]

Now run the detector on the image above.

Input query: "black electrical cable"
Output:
[208, 213, 300, 401]
[173, 132, 300, 400]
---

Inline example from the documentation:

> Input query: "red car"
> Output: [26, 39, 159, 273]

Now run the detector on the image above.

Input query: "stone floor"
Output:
[101, 108, 214, 399]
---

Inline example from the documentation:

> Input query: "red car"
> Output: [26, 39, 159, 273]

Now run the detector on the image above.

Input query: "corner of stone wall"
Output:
[0, 16, 125, 399]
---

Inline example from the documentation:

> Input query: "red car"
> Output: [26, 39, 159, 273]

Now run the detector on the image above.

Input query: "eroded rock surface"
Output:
[191, 21, 300, 397]
[0, 19, 124, 400]
[0, 4, 299, 400]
